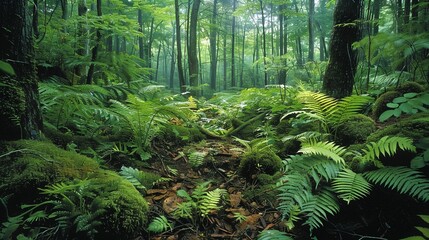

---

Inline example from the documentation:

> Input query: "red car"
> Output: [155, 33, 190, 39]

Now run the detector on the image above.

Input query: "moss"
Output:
[238, 149, 283, 181]
[334, 114, 376, 146]
[155, 125, 205, 146]
[89, 171, 149, 239]
[372, 90, 402, 120]
[367, 114, 429, 143]
[395, 81, 426, 94]
[0, 77, 25, 140]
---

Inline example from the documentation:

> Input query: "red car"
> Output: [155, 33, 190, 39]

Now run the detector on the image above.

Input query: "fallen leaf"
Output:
[229, 192, 242, 207]
[163, 195, 183, 214]
[238, 213, 262, 231]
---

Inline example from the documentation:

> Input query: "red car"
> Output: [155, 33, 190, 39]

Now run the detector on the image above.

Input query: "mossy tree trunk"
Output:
[322, 0, 362, 99]
[0, 0, 43, 140]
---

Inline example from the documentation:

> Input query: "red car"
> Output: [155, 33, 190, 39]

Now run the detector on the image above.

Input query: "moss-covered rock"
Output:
[395, 81, 426, 94]
[334, 114, 377, 146]
[372, 90, 402, 120]
[90, 171, 149, 239]
[238, 149, 282, 181]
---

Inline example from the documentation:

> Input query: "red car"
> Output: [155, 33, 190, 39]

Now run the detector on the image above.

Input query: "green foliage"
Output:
[119, 166, 152, 192]
[257, 229, 294, 240]
[0, 60, 15, 75]
[298, 139, 347, 164]
[332, 169, 371, 203]
[333, 114, 376, 146]
[238, 148, 283, 181]
[147, 215, 173, 234]
[400, 215, 429, 240]
[379, 92, 429, 122]
[363, 167, 429, 202]
[173, 182, 227, 220]
[187, 151, 207, 168]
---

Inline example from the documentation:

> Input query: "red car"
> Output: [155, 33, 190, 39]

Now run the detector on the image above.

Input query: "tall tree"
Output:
[86, 0, 102, 84]
[188, 0, 201, 96]
[175, 0, 186, 93]
[323, 0, 362, 98]
[308, 0, 315, 61]
[259, 0, 268, 86]
[0, 0, 43, 140]
[209, 0, 218, 91]
[231, 0, 237, 87]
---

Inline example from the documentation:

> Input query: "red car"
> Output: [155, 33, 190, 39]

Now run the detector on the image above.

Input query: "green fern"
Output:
[188, 151, 207, 168]
[298, 139, 347, 164]
[363, 167, 429, 202]
[277, 173, 312, 219]
[119, 166, 147, 191]
[199, 188, 227, 217]
[332, 169, 372, 203]
[301, 188, 340, 231]
[360, 136, 416, 167]
[257, 229, 293, 240]
[147, 215, 173, 233]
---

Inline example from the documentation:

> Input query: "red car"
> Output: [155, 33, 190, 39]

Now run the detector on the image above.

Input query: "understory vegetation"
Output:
[1, 78, 428, 239]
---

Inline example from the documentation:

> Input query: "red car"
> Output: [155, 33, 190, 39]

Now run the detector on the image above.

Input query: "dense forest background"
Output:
[0, 0, 429, 239]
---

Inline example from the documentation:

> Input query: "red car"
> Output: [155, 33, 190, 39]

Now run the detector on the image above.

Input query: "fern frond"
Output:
[257, 229, 293, 240]
[119, 166, 147, 191]
[287, 155, 342, 187]
[332, 169, 372, 203]
[277, 173, 312, 218]
[199, 188, 227, 217]
[302, 188, 340, 231]
[299, 91, 338, 118]
[363, 167, 429, 202]
[330, 95, 373, 123]
[299, 139, 346, 164]
[147, 215, 173, 233]
[282, 131, 328, 143]
[361, 136, 416, 166]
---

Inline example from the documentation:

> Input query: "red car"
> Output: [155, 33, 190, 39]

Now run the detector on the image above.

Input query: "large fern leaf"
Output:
[147, 215, 173, 233]
[302, 188, 340, 231]
[363, 167, 429, 202]
[277, 173, 312, 219]
[199, 188, 227, 217]
[119, 166, 147, 191]
[299, 139, 346, 164]
[330, 95, 373, 123]
[361, 136, 416, 167]
[332, 169, 372, 203]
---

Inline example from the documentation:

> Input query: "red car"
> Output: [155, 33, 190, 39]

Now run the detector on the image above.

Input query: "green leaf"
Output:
[258, 229, 293, 240]
[393, 96, 408, 103]
[393, 108, 402, 117]
[379, 110, 395, 122]
[0, 60, 15, 75]
[415, 226, 429, 238]
[399, 102, 414, 114]
[387, 103, 399, 108]
[400, 236, 425, 240]
[410, 157, 426, 169]
[404, 92, 418, 98]
[332, 169, 372, 204]
[419, 215, 429, 224]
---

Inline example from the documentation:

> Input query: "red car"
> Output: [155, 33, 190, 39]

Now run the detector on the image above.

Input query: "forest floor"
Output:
[143, 138, 285, 240]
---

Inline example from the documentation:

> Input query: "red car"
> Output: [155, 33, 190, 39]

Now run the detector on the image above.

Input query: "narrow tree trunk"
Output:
[231, 0, 237, 87]
[209, 0, 218, 91]
[278, 4, 288, 85]
[259, 0, 268, 86]
[138, 9, 144, 59]
[373, 0, 382, 34]
[169, 22, 176, 89]
[223, 33, 227, 90]
[240, 26, 246, 87]
[33, 0, 40, 39]
[86, 0, 102, 85]
[308, 0, 315, 61]
[187, 0, 201, 96]
[323, 0, 362, 99]
[0, 0, 43, 140]
[174, 0, 186, 93]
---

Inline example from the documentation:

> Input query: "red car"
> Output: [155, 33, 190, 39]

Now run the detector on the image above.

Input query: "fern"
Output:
[298, 139, 347, 164]
[301, 188, 340, 231]
[147, 215, 173, 233]
[119, 166, 147, 191]
[188, 151, 207, 168]
[332, 169, 372, 203]
[257, 229, 293, 240]
[363, 167, 429, 202]
[277, 173, 312, 219]
[360, 136, 416, 167]
[199, 188, 227, 217]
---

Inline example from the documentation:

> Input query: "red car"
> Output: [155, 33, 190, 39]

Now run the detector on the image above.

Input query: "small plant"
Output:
[188, 151, 207, 168]
[400, 215, 429, 240]
[379, 92, 429, 122]
[257, 229, 293, 240]
[147, 215, 173, 234]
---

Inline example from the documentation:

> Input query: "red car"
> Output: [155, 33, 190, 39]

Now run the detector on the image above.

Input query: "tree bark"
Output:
[259, 0, 268, 86]
[231, 0, 237, 87]
[188, 0, 201, 96]
[174, 0, 186, 93]
[308, 0, 315, 62]
[0, 0, 43, 140]
[209, 0, 218, 91]
[86, 0, 102, 85]
[322, 0, 362, 99]
[169, 22, 176, 89]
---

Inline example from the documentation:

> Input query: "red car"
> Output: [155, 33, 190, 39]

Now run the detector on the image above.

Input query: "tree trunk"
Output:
[308, 0, 315, 62]
[174, 0, 186, 93]
[86, 0, 102, 85]
[33, 0, 40, 39]
[373, 0, 382, 34]
[240, 26, 246, 87]
[169, 22, 176, 89]
[259, 0, 268, 86]
[0, 0, 43, 140]
[231, 0, 237, 87]
[188, 0, 201, 97]
[209, 0, 218, 91]
[322, 0, 362, 99]
[138, 9, 144, 59]
[278, 4, 288, 85]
